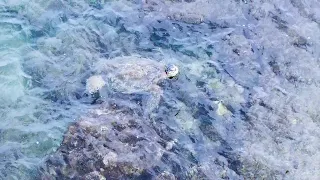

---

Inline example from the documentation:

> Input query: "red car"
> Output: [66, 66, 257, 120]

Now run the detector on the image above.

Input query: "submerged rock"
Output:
[39, 99, 167, 179]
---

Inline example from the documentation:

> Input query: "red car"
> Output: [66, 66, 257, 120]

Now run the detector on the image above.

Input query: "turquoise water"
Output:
[1, 0, 320, 179]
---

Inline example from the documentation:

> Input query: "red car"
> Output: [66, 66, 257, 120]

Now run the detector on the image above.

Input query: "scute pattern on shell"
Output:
[94, 56, 166, 94]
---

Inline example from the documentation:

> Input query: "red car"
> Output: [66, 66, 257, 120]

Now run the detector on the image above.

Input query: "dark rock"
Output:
[39, 99, 174, 179]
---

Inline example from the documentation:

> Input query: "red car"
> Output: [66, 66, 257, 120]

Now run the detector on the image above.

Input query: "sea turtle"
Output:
[94, 56, 166, 93]
[86, 55, 179, 112]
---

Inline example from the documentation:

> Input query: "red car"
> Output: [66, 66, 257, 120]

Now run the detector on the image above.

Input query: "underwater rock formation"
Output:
[40, 98, 168, 179]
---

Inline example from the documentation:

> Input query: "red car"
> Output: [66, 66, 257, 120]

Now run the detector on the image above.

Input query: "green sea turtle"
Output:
[86, 55, 179, 111]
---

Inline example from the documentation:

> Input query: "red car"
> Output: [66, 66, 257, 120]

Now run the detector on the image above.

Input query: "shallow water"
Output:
[0, 0, 320, 179]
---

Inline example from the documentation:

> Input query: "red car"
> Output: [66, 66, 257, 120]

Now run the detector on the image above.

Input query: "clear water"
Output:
[0, 0, 320, 179]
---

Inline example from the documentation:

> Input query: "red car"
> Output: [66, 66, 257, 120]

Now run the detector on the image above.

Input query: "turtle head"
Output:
[165, 64, 179, 79]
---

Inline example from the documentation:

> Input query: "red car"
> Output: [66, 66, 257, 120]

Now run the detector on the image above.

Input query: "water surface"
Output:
[0, 0, 320, 179]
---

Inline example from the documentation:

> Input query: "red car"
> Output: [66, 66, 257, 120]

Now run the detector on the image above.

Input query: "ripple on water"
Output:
[1, 0, 320, 179]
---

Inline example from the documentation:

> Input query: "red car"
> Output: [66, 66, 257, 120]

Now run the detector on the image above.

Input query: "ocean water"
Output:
[0, 0, 320, 179]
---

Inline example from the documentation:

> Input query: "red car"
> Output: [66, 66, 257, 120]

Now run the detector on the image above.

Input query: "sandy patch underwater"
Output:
[0, 0, 320, 179]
